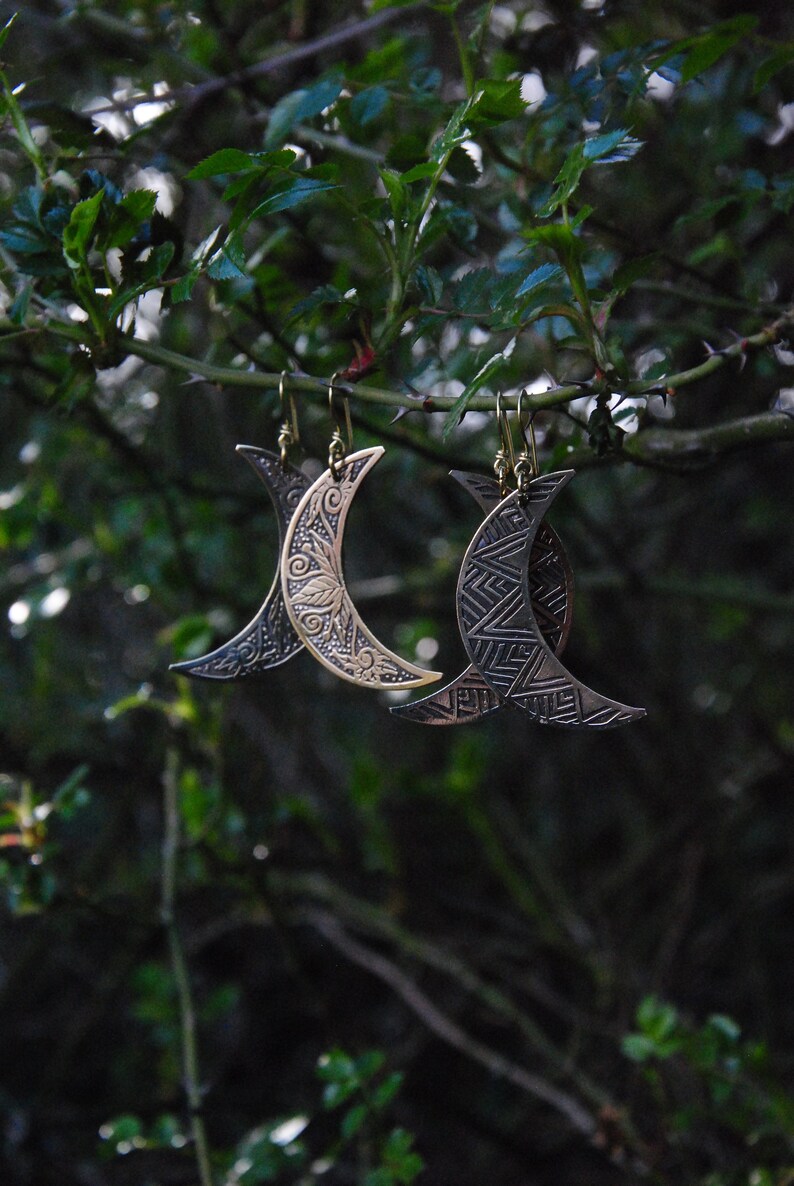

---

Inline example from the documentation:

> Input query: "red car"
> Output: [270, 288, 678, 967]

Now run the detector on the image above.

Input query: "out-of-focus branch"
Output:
[161, 749, 213, 1186]
[623, 410, 794, 465]
[305, 908, 600, 1140]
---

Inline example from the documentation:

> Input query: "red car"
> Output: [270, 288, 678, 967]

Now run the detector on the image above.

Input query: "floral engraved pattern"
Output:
[281, 447, 440, 690]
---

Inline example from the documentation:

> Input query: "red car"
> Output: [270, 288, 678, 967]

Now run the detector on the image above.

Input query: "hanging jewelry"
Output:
[280, 375, 442, 689]
[392, 394, 574, 724]
[171, 372, 311, 680]
[456, 394, 645, 728]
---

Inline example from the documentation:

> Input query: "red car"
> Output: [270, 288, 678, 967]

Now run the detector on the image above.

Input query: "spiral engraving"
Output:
[288, 553, 313, 579]
[281, 447, 441, 690]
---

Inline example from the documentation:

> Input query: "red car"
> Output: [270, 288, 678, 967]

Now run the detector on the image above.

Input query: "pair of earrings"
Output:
[171, 374, 441, 690]
[172, 379, 645, 730]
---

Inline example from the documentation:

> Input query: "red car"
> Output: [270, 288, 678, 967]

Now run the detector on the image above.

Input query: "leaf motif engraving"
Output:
[294, 529, 350, 642]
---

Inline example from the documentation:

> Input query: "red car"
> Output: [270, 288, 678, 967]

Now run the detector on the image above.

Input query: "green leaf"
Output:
[8, 282, 32, 324]
[100, 1113, 144, 1148]
[102, 189, 158, 251]
[171, 270, 200, 304]
[379, 169, 407, 219]
[414, 264, 442, 305]
[621, 1034, 657, 1062]
[0, 225, 51, 255]
[515, 262, 564, 299]
[399, 161, 437, 184]
[754, 44, 794, 92]
[583, 127, 629, 161]
[187, 148, 255, 179]
[450, 267, 491, 312]
[386, 133, 428, 172]
[350, 85, 390, 127]
[584, 128, 642, 164]
[524, 223, 594, 328]
[538, 144, 585, 216]
[107, 242, 175, 317]
[706, 1013, 741, 1043]
[286, 283, 346, 324]
[442, 340, 515, 438]
[610, 254, 659, 294]
[440, 204, 478, 250]
[370, 0, 424, 8]
[220, 152, 297, 204]
[470, 78, 525, 124]
[372, 1072, 403, 1109]
[207, 246, 246, 281]
[249, 175, 338, 219]
[341, 1102, 368, 1140]
[381, 1129, 424, 1183]
[52, 764, 90, 817]
[680, 16, 758, 83]
[637, 995, 679, 1041]
[431, 98, 473, 161]
[62, 189, 103, 268]
[0, 12, 19, 56]
[265, 78, 343, 148]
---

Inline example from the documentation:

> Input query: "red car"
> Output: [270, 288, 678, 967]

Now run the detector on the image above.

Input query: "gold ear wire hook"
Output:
[514, 389, 538, 495]
[493, 391, 515, 498]
[277, 370, 299, 469]
[328, 372, 353, 480]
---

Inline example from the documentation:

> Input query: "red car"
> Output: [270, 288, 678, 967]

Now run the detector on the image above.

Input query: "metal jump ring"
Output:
[328, 372, 353, 479]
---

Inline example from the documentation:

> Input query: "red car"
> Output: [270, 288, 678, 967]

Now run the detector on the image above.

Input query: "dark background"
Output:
[0, 2, 793, 1184]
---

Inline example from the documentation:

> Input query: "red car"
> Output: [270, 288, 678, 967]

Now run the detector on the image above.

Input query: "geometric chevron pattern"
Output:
[457, 472, 645, 729]
[391, 471, 575, 725]
[170, 448, 310, 680]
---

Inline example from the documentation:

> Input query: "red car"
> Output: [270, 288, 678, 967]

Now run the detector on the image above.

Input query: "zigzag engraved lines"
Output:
[458, 474, 645, 730]
[394, 667, 502, 725]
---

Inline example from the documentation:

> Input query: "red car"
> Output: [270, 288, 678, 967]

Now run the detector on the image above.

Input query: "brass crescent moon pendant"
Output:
[457, 471, 645, 728]
[170, 447, 310, 680]
[281, 446, 442, 689]
[391, 471, 574, 725]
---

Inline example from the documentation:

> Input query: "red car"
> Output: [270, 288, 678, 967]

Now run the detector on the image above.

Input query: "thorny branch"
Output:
[120, 309, 794, 466]
[3, 305, 793, 470]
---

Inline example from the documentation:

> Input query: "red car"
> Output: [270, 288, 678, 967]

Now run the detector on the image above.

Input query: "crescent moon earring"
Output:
[391, 393, 574, 725]
[456, 392, 646, 728]
[170, 372, 311, 680]
[280, 375, 442, 690]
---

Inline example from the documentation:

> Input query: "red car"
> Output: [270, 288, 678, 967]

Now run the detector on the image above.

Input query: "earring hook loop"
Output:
[277, 370, 299, 469]
[514, 389, 538, 495]
[328, 372, 353, 479]
[493, 391, 515, 498]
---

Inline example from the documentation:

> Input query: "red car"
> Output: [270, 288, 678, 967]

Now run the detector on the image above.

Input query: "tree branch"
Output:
[161, 749, 214, 1186]
[305, 908, 600, 1140]
[623, 411, 794, 466]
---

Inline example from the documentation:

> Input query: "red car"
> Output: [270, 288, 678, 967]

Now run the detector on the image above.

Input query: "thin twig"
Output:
[162, 748, 214, 1186]
[305, 908, 598, 1138]
[276, 871, 613, 1112]
[175, 7, 420, 110]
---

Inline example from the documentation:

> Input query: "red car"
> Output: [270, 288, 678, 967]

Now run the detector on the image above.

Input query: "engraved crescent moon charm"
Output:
[281, 446, 442, 689]
[170, 447, 310, 680]
[457, 471, 645, 728]
[391, 470, 574, 725]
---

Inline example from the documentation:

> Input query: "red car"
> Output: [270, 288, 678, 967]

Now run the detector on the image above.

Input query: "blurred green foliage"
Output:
[1, 2, 794, 1185]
